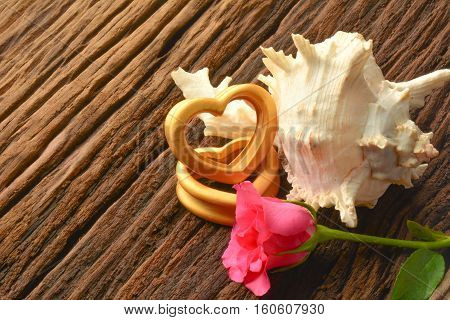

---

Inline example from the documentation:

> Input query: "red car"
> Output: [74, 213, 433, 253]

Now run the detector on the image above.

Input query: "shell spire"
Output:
[292, 34, 317, 62]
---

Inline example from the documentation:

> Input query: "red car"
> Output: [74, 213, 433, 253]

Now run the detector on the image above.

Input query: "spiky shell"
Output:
[258, 32, 446, 227]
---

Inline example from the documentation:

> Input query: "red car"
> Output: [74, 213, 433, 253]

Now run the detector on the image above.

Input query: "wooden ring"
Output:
[175, 137, 280, 226]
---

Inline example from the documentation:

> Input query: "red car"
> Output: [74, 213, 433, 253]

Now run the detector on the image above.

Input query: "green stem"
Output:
[317, 225, 450, 249]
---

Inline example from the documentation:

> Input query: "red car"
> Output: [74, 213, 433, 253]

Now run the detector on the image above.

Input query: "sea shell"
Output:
[171, 31, 449, 227]
[258, 31, 448, 227]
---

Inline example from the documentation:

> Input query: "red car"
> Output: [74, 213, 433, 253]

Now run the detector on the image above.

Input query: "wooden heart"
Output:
[175, 137, 280, 226]
[176, 137, 280, 207]
[165, 84, 278, 184]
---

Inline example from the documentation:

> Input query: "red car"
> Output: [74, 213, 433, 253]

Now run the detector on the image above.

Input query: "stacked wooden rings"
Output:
[164, 84, 279, 226]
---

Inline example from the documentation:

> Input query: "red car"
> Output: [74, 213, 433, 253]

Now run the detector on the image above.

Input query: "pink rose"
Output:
[222, 181, 316, 296]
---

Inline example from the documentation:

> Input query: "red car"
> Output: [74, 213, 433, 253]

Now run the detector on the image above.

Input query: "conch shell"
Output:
[171, 31, 449, 227]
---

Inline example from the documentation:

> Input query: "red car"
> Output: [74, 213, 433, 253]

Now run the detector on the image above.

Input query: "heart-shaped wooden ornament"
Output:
[164, 84, 278, 184]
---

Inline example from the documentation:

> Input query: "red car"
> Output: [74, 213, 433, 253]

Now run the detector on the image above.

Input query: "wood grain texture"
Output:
[0, 0, 448, 299]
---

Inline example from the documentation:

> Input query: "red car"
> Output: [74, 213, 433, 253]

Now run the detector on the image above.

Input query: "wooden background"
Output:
[0, 0, 448, 299]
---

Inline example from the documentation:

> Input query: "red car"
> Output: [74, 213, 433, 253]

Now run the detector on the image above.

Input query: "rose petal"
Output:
[254, 214, 272, 244]
[249, 259, 263, 272]
[244, 271, 271, 296]
[248, 246, 268, 273]
[233, 181, 263, 229]
[228, 266, 246, 283]
[262, 199, 314, 236]
[222, 230, 249, 281]
[263, 233, 307, 255]
[236, 227, 258, 249]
